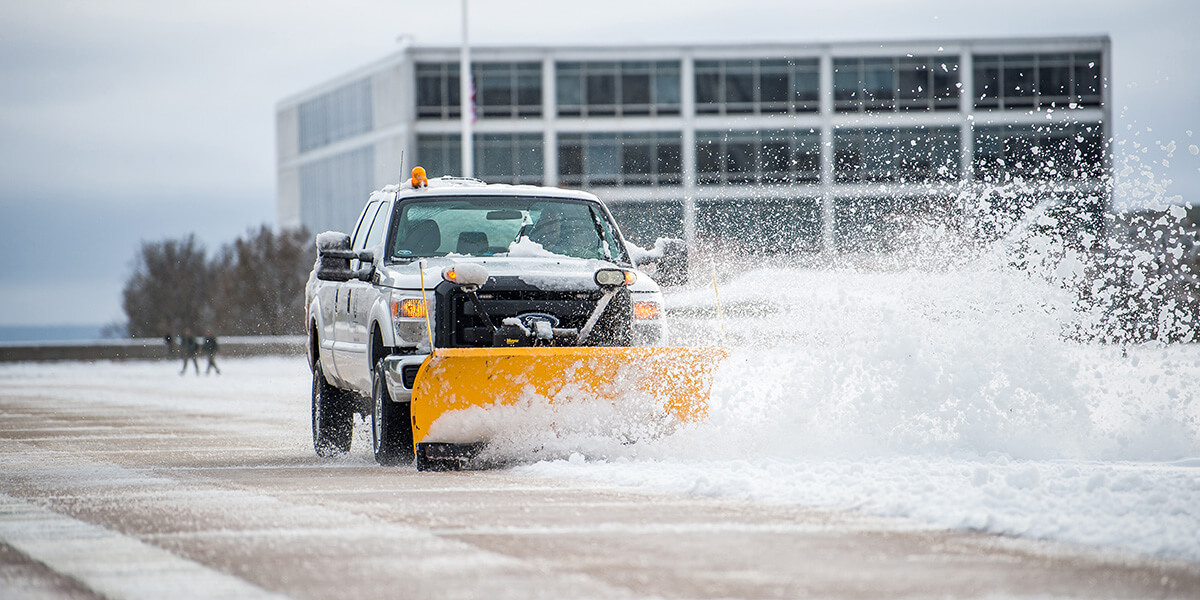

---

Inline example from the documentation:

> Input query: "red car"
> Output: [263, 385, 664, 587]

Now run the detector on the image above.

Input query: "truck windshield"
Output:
[388, 196, 627, 262]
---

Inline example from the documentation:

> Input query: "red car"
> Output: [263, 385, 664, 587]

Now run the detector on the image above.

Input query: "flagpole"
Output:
[459, 0, 473, 178]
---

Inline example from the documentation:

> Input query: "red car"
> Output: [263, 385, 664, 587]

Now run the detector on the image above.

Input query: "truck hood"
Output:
[377, 256, 661, 294]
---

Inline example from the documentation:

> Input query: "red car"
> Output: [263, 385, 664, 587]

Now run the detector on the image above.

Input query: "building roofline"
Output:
[277, 33, 1111, 109]
[402, 33, 1111, 56]
[276, 43, 415, 109]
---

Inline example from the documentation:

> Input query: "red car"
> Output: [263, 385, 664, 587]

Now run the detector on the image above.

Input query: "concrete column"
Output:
[459, 0, 473, 178]
[819, 50, 836, 252]
[959, 50, 975, 181]
[543, 55, 558, 187]
[681, 52, 697, 246]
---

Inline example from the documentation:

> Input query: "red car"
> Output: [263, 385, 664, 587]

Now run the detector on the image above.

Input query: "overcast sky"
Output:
[1, 0, 1197, 328]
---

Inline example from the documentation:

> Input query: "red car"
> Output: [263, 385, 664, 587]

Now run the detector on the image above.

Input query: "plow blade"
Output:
[410, 346, 727, 469]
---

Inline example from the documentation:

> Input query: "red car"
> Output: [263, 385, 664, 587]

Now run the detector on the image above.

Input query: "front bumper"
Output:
[381, 354, 429, 403]
[381, 322, 663, 404]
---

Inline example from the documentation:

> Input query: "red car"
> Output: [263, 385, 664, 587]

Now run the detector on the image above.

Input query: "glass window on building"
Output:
[695, 58, 820, 115]
[973, 122, 1106, 182]
[696, 198, 821, 254]
[416, 61, 541, 120]
[1002, 54, 1037, 108]
[835, 197, 898, 252]
[416, 63, 461, 120]
[834, 196, 956, 252]
[299, 146, 376, 234]
[476, 133, 543, 183]
[416, 134, 460, 179]
[696, 129, 820, 185]
[556, 61, 681, 117]
[834, 127, 961, 183]
[558, 131, 682, 187]
[298, 78, 373, 153]
[417, 133, 543, 185]
[604, 200, 685, 247]
[974, 52, 1103, 110]
[833, 56, 960, 113]
[477, 62, 542, 118]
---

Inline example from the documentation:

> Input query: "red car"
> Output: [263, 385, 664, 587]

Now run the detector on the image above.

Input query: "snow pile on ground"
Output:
[517, 214, 1200, 561]
[514, 265, 1200, 560]
[661, 267, 1199, 463]
[515, 265, 1200, 559]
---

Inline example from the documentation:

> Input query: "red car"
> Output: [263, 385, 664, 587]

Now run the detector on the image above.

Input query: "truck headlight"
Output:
[633, 301, 661, 320]
[392, 298, 427, 318]
[392, 295, 432, 349]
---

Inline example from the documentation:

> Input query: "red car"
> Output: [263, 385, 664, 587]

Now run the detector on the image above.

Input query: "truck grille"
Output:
[435, 279, 631, 348]
[452, 290, 595, 346]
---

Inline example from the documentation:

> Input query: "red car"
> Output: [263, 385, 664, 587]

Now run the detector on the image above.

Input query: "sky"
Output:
[1, 0, 1197, 328]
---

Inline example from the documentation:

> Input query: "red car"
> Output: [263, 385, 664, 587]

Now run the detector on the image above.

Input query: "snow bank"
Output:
[513, 195, 1200, 561]
[661, 268, 1200, 463]
[510, 261, 1200, 560]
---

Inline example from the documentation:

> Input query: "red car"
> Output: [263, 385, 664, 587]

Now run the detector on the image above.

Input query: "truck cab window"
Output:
[351, 200, 384, 269]
[389, 196, 629, 262]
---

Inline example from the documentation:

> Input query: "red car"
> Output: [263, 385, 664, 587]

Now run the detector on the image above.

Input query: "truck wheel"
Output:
[372, 359, 414, 466]
[312, 359, 352, 456]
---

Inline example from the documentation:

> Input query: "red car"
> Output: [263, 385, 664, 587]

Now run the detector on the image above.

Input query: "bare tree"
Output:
[122, 234, 211, 338]
[209, 225, 314, 335]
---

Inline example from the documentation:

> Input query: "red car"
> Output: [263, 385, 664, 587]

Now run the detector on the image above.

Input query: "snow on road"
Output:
[518, 256, 1200, 561]
[3, 222, 1198, 564]
[4, 295, 1197, 565]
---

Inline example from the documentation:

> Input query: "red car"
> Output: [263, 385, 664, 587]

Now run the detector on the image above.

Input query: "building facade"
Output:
[276, 36, 1111, 252]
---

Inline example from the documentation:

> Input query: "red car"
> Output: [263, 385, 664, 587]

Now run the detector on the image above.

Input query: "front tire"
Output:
[312, 358, 353, 456]
[372, 359, 414, 466]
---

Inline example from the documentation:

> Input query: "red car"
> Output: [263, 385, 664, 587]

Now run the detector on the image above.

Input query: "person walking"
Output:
[203, 330, 220, 375]
[180, 329, 200, 375]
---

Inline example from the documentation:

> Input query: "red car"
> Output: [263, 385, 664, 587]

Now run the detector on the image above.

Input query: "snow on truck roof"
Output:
[375, 170, 602, 204]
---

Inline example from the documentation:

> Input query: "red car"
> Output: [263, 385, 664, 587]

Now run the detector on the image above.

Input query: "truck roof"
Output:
[378, 175, 602, 204]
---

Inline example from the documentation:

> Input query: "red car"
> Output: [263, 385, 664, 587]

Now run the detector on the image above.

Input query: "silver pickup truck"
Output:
[305, 173, 685, 466]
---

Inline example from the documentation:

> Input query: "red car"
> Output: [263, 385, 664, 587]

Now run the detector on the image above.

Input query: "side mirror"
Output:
[631, 238, 688, 287]
[656, 238, 688, 286]
[315, 233, 375, 282]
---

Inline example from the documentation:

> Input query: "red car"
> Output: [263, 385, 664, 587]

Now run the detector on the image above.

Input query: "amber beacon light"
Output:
[411, 166, 429, 188]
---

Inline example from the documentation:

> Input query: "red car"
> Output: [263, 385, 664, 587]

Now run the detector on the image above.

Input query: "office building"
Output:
[276, 36, 1111, 253]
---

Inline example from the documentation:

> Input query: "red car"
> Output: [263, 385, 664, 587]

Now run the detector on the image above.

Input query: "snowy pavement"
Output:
[1, 356, 1198, 599]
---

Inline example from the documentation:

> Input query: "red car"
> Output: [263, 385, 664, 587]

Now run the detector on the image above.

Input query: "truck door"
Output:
[330, 200, 379, 385]
[314, 283, 339, 372]
[337, 199, 391, 392]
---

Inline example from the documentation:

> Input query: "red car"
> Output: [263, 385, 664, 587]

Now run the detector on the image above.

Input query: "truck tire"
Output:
[372, 359, 414, 466]
[312, 359, 353, 456]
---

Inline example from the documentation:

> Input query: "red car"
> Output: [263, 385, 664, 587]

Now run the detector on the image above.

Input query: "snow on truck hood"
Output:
[378, 255, 660, 294]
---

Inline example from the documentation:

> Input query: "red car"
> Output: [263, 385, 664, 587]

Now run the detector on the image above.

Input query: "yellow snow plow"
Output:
[410, 345, 727, 470]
